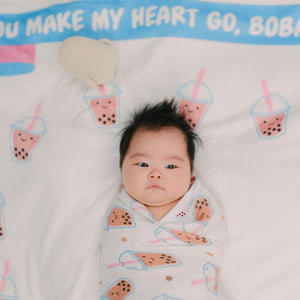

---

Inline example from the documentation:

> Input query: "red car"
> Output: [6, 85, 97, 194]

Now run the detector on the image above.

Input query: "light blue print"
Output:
[0, 275, 18, 300]
[203, 262, 221, 295]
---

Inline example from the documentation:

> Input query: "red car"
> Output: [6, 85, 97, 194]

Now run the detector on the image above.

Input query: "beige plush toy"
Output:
[59, 36, 118, 87]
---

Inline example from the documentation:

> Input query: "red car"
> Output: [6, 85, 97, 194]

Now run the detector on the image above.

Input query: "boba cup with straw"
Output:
[83, 81, 121, 129]
[10, 102, 46, 163]
[250, 80, 290, 139]
[176, 69, 213, 130]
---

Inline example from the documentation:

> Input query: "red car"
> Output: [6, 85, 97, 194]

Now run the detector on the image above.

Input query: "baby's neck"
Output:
[145, 199, 181, 221]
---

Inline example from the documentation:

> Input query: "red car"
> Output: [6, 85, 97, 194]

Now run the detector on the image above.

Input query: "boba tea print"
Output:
[99, 178, 226, 298]
[0, 260, 18, 300]
[176, 70, 213, 130]
[83, 81, 121, 129]
[9, 102, 46, 163]
[101, 278, 134, 300]
[250, 80, 291, 140]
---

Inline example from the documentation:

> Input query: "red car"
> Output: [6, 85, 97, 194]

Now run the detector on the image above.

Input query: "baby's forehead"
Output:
[134, 125, 186, 138]
[128, 126, 189, 155]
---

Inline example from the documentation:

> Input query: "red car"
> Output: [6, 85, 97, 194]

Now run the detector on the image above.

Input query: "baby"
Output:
[100, 100, 226, 300]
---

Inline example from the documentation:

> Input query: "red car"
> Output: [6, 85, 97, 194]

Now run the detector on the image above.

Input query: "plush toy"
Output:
[59, 36, 118, 88]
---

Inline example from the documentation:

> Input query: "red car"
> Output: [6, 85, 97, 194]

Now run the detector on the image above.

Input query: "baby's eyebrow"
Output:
[167, 155, 185, 163]
[128, 153, 147, 159]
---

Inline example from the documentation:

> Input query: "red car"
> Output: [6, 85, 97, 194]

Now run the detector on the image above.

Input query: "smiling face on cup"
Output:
[121, 127, 192, 215]
[12, 128, 40, 161]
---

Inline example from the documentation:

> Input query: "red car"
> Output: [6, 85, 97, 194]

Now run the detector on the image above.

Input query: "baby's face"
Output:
[121, 127, 191, 210]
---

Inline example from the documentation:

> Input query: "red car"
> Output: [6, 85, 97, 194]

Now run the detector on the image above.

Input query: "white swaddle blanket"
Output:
[99, 177, 226, 299]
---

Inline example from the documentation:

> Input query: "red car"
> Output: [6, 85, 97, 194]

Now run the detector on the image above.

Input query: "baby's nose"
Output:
[149, 169, 162, 179]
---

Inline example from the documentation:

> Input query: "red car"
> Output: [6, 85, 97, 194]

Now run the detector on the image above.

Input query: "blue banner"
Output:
[0, 0, 300, 45]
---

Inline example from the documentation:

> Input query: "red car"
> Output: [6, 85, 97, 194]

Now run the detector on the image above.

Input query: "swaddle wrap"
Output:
[99, 177, 226, 299]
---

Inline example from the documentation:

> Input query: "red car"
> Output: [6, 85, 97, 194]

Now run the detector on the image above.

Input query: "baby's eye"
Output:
[137, 162, 149, 167]
[165, 164, 177, 169]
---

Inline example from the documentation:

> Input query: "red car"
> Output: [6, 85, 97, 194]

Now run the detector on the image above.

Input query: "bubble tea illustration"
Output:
[83, 81, 121, 129]
[0, 260, 18, 300]
[107, 250, 181, 271]
[101, 278, 134, 300]
[0, 193, 7, 241]
[250, 80, 291, 139]
[176, 69, 213, 130]
[10, 102, 46, 163]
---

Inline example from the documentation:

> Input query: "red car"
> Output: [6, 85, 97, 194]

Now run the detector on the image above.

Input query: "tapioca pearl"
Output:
[22, 155, 26, 160]
[277, 128, 281, 132]
[14, 147, 17, 151]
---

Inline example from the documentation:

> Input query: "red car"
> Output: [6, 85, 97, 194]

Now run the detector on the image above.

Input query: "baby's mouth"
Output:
[187, 109, 194, 113]
[21, 138, 27, 142]
[101, 105, 108, 109]
[147, 184, 163, 190]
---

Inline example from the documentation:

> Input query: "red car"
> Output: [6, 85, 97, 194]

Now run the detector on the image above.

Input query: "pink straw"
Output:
[26, 102, 42, 132]
[107, 260, 138, 269]
[261, 80, 274, 114]
[191, 223, 204, 235]
[191, 69, 206, 100]
[148, 236, 176, 245]
[99, 85, 106, 97]
[191, 276, 215, 286]
[0, 259, 10, 294]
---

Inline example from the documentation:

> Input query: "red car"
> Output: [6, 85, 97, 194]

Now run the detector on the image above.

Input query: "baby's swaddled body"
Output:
[99, 177, 226, 300]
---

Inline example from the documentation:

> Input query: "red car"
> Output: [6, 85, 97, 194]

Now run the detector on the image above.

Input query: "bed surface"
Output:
[0, 1, 300, 299]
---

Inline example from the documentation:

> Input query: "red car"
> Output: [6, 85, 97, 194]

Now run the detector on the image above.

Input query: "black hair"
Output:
[119, 98, 201, 171]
